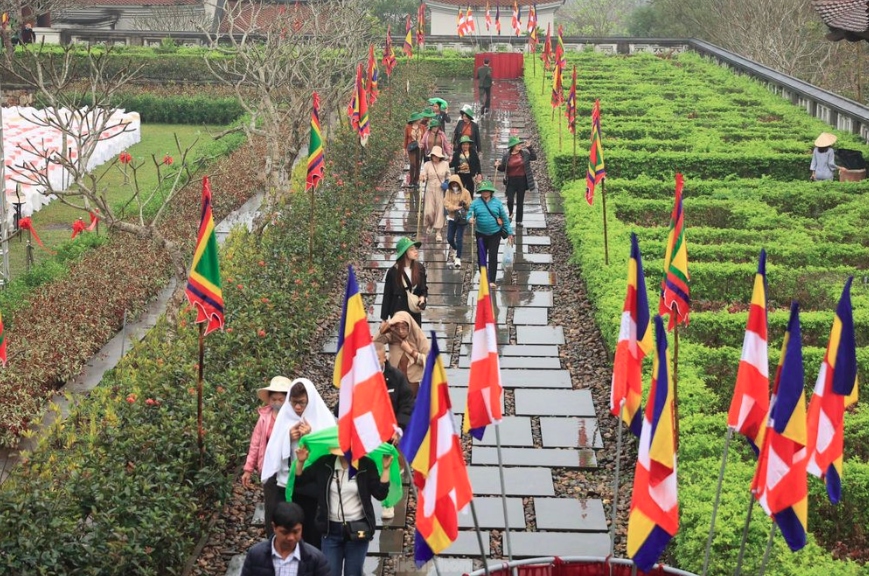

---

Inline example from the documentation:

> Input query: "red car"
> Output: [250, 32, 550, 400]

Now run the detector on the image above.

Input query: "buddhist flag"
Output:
[550, 64, 563, 108]
[366, 44, 379, 106]
[611, 233, 653, 437]
[400, 334, 473, 567]
[185, 176, 224, 335]
[566, 65, 577, 134]
[527, 2, 537, 32]
[659, 174, 690, 330]
[305, 92, 324, 192]
[383, 26, 397, 76]
[807, 277, 859, 504]
[335, 266, 398, 463]
[511, 0, 521, 35]
[627, 315, 679, 571]
[751, 302, 808, 552]
[404, 17, 413, 57]
[457, 7, 466, 37]
[0, 310, 7, 367]
[528, 24, 538, 54]
[349, 63, 369, 146]
[417, 2, 426, 48]
[485, 1, 492, 30]
[495, 4, 501, 34]
[727, 249, 769, 454]
[466, 6, 476, 33]
[555, 24, 566, 70]
[463, 243, 503, 439]
[542, 23, 552, 70]
[585, 99, 605, 205]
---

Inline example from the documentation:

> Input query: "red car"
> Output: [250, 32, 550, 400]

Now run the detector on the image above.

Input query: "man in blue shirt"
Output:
[241, 501, 331, 576]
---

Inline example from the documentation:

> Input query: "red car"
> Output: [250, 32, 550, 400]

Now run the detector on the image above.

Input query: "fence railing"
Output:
[463, 556, 699, 576]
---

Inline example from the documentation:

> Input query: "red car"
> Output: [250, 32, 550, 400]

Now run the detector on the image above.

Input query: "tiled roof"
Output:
[218, 2, 315, 34]
[428, 0, 562, 7]
[84, 0, 200, 6]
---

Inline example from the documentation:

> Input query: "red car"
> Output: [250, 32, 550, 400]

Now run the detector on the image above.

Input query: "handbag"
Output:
[407, 141, 419, 153]
[482, 200, 509, 239]
[454, 207, 468, 227]
[441, 178, 449, 192]
[335, 467, 374, 542]
[401, 271, 425, 313]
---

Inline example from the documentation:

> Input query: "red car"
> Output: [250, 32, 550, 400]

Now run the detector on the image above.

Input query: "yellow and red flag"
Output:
[485, 0, 492, 30]
[335, 266, 398, 463]
[185, 176, 224, 335]
[565, 65, 577, 133]
[417, 3, 426, 48]
[585, 99, 605, 205]
[383, 26, 397, 76]
[306, 92, 324, 192]
[457, 6, 466, 37]
[541, 23, 552, 70]
[0, 310, 7, 367]
[404, 16, 413, 57]
[659, 174, 690, 330]
[466, 6, 476, 33]
[807, 277, 859, 504]
[511, 0, 521, 35]
[555, 24, 566, 70]
[550, 63, 563, 108]
[366, 44, 379, 106]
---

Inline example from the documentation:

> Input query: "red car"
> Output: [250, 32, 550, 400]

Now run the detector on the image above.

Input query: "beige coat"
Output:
[421, 159, 450, 230]
[443, 174, 472, 219]
[373, 311, 431, 386]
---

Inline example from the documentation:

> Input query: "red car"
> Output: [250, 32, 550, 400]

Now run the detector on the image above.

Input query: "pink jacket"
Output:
[244, 406, 275, 475]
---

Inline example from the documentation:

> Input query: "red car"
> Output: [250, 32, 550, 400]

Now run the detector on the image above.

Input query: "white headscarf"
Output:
[261, 377, 336, 485]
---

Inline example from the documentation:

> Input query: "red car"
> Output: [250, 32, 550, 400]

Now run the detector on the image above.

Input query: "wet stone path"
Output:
[224, 79, 614, 575]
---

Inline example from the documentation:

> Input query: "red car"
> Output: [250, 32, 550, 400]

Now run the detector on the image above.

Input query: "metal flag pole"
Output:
[403, 458, 445, 576]
[610, 403, 626, 555]
[670, 302, 680, 445]
[601, 178, 609, 265]
[733, 493, 756, 576]
[758, 523, 777, 576]
[469, 499, 491, 576]
[197, 322, 206, 466]
[702, 427, 734, 576]
[494, 424, 514, 562]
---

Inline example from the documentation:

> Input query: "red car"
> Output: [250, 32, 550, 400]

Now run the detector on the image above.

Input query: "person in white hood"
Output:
[261, 377, 335, 545]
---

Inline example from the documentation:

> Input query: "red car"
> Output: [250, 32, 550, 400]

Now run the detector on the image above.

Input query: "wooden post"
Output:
[197, 322, 205, 465]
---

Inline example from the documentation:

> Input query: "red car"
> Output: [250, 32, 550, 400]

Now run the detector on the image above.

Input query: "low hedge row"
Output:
[0, 62, 424, 574]
[60, 92, 246, 125]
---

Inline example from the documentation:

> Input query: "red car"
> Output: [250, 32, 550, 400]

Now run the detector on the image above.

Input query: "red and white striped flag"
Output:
[511, 0, 521, 36]
[485, 0, 492, 30]
[466, 6, 476, 33]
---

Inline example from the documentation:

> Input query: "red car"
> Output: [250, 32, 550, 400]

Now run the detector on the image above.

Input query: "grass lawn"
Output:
[7, 123, 226, 277]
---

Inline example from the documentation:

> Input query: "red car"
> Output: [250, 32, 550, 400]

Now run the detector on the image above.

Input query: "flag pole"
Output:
[610, 403, 625, 555]
[572, 128, 576, 180]
[702, 427, 733, 576]
[758, 523, 777, 576]
[197, 322, 205, 465]
[670, 302, 680, 445]
[733, 492, 756, 576]
[309, 183, 315, 265]
[469, 499, 491, 576]
[403, 458, 446, 576]
[558, 104, 562, 151]
[601, 178, 609, 265]
[494, 424, 515, 562]
[417, 182, 423, 237]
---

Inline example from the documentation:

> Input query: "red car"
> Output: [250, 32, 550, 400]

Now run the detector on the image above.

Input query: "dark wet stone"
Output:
[508, 532, 611, 558]
[460, 326, 511, 345]
[516, 325, 564, 344]
[495, 356, 561, 369]
[440, 531, 490, 556]
[514, 389, 595, 416]
[449, 386, 505, 414]
[534, 498, 608, 532]
[468, 290, 553, 308]
[472, 417, 534, 447]
[540, 417, 604, 449]
[467, 466, 555, 496]
[459, 497, 526, 529]
[545, 194, 564, 214]
[471, 447, 595, 468]
[514, 271, 555, 287]
[373, 491, 409, 526]
[511, 308, 549, 326]
[368, 529, 404, 554]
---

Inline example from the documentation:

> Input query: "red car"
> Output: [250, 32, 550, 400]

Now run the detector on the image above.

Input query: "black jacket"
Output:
[384, 364, 415, 430]
[451, 119, 482, 152]
[380, 263, 428, 324]
[240, 538, 330, 576]
[497, 147, 537, 191]
[449, 146, 482, 179]
[296, 455, 389, 537]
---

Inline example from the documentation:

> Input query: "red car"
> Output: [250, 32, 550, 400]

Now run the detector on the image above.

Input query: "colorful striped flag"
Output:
[511, 0, 521, 35]
[0, 310, 7, 367]
[335, 266, 398, 463]
[807, 277, 859, 504]
[495, 4, 501, 34]
[417, 3, 426, 48]
[585, 99, 605, 205]
[751, 301, 808, 552]
[485, 0, 492, 30]
[383, 26, 397, 76]
[305, 92, 324, 193]
[185, 176, 224, 335]
[565, 65, 577, 134]
[349, 64, 369, 146]
[463, 243, 503, 440]
[611, 233, 653, 437]
[528, 23, 538, 53]
[466, 6, 475, 33]
[659, 174, 690, 330]
[627, 315, 679, 571]
[555, 24, 566, 70]
[542, 23, 552, 70]
[527, 3, 537, 32]
[366, 44, 379, 106]
[727, 249, 769, 454]
[550, 63, 563, 108]
[457, 7, 466, 36]
[404, 17, 413, 57]
[400, 334, 473, 567]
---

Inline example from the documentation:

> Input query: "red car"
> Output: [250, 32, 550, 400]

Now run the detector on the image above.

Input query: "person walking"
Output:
[443, 174, 472, 268]
[261, 378, 336, 547]
[468, 180, 514, 287]
[420, 145, 451, 241]
[450, 135, 482, 195]
[293, 443, 391, 576]
[428, 97, 451, 131]
[404, 112, 424, 188]
[495, 136, 536, 227]
[476, 58, 493, 115]
[381, 237, 428, 327]
[420, 119, 450, 162]
[452, 104, 481, 153]
[240, 501, 331, 576]
[374, 311, 431, 396]
[811, 132, 838, 181]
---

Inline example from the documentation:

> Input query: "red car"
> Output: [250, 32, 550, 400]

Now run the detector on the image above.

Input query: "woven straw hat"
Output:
[814, 132, 837, 147]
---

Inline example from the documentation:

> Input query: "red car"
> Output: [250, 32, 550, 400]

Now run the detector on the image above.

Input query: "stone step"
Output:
[514, 389, 596, 417]
[508, 531, 611, 558]
[467, 466, 555, 496]
[533, 498, 607, 532]
[471, 446, 598, 469]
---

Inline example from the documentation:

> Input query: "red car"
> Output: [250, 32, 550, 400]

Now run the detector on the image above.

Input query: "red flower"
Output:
[119, 151, 132, 164]
[257, 329, 267, 338]
[162, 154, 174, 166]
[126, 394, 137, 404]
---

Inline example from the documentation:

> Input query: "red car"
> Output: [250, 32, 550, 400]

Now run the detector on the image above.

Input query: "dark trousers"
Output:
[505, 176, 527, 223]
[475, 231, 501, 283]
[408, 149, 422, 185]
[263, 475, 280, 538]
[480, 86, 492, 113]
[264, 475, 322, 548]
[447, 219, 467, 258]
[458, 172, 476, 195]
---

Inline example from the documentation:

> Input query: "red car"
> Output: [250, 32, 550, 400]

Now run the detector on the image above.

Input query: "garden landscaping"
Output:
[528, 51, 869, 573]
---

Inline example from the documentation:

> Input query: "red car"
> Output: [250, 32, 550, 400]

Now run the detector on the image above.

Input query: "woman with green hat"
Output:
[468, 180, 514, 287]
[495, 136, 537, 227]
[404, 113, 424, 187]
[428, 97, 450, 130]
[381, 237, 428, 327]
[450, 135, 482, 195]
[452, 104, 481, 153]
[421, 118, 450, 161]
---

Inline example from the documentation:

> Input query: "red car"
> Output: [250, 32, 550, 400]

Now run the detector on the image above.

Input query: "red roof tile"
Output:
[87, 0, 200, 6]
[218, 2, 316, 34]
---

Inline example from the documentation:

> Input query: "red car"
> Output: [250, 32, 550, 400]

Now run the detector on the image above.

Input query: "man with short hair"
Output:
[477, 58, 493, 115]
[241, 501, 331, 576]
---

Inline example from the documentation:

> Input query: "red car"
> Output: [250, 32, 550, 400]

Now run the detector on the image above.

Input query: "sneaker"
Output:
[436, 233, 443, 242]
[381, 506, 395, 520]
[454, 257, 461, 267]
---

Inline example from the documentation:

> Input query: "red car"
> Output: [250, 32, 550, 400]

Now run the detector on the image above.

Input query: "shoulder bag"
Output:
[335, 466, 374, 542]
[401, 270, 425, 313]
[482, 200, 509, 239]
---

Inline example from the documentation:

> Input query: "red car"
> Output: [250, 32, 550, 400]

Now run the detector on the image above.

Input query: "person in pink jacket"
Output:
[242, 376, 292, 535]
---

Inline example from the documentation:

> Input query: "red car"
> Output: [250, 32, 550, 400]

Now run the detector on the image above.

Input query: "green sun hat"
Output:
[459, 135, 474, 144]
[428, 97, 448, 109]
[421, 110, 437, 119]
[460, 104, 475, 120]
[395, 237, 422, 260]
[407, 112, 423, 123]
[507, 136, 523, 149]
[476, 180, 497, 194]
[428, 119, 441, 128]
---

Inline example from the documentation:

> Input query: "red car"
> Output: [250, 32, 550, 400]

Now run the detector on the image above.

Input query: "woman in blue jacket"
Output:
[467, 180, 514, 287]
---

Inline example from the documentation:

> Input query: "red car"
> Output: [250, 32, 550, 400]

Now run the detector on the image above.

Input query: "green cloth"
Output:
[284, 426, 403, 508]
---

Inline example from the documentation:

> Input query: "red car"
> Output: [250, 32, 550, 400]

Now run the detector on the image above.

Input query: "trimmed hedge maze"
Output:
[528, 51, 869, 575]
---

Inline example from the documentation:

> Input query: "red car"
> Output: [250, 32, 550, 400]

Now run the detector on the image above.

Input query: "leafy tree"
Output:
[560, 0, 641, 37]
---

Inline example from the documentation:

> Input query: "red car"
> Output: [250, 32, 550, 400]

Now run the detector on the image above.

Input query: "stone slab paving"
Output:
[471, 447, 598, 468]
[511, 308, 549, 325]
[540, 417, 604, 449]
[533, 498, 607, 532]
[471, 416, 533, 447]
[458, 497, 526, 529]
[508, 532, 612, 558]
[468, 290, 553, 308]
[514, 389, 596, 417]
[515, 325, 565, 345]
[467, 466, 555, 496]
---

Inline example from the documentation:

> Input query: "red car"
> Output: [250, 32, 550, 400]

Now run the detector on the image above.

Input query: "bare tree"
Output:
[0, 45, 200, 310]
[561, 0, 642, 37]
[202, 0, 374, 216]
[130, 5, 212, 33]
